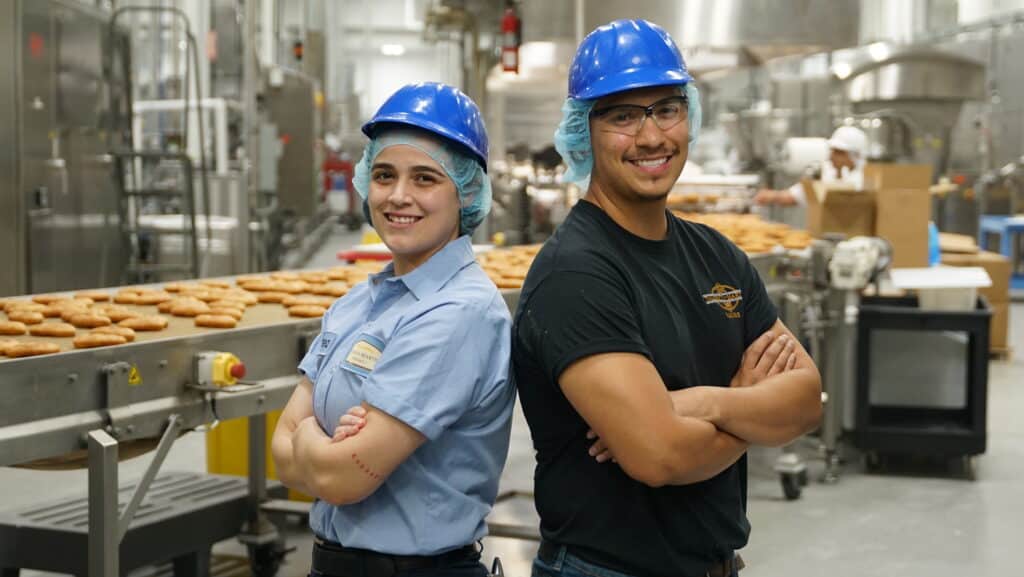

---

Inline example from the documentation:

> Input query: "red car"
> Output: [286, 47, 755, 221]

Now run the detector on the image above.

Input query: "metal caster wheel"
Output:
[248, 538, 290, 577]
[781, 473, 802, 501]
[961, 455, 977, 481]
[864, 451, 882, 473]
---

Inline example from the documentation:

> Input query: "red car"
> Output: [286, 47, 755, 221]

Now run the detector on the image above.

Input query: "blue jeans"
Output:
[401, 559, 490, 577]
[531, 544, 739, 577]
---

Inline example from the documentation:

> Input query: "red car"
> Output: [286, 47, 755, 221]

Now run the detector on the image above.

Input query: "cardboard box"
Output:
[941, 250, 1011, 303]
[938, 232, 979, 254]
[990, 301, 1009, 350]
[875, 188, 931, 268]
[863, 163, 933, 191]
[803, 180, 875, 239]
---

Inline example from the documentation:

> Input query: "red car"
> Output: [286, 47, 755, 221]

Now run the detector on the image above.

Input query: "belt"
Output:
[537, 541, 744, 577]
[699, 554, 744, 577]
[312, 538, 479, 577]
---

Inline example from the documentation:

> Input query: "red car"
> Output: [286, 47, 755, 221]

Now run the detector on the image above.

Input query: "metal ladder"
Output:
[108, 6, 214, 286]
[113, 150, 206, 283]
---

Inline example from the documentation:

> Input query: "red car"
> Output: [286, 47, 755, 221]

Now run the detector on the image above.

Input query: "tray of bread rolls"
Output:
[0, 264, 369, 466]
[0, 264, 390, 361]
[672, 211, 814, 255]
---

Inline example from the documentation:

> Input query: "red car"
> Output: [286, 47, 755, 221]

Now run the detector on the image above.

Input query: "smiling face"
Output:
[368, 143, 461, 275]
[588, 85, 689, 203]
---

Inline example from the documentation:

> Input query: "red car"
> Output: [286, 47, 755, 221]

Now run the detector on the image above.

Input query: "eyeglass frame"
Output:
[589, 95, 690, 136]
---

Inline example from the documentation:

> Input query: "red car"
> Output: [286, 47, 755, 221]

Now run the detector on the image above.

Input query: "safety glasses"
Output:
[591, 95, 689, 136]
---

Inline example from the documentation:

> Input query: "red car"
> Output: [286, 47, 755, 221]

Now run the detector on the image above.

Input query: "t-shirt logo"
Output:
[702, 283, 743, 319]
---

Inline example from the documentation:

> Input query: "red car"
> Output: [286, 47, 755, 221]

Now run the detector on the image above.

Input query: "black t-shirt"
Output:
[511, 200, 778, 577]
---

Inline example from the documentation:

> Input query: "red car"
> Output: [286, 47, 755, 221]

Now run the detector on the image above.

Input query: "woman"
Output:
[271, 82, 513, 577]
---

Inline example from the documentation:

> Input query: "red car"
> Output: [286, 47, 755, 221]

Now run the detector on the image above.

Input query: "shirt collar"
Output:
[367, 236, 476, 301]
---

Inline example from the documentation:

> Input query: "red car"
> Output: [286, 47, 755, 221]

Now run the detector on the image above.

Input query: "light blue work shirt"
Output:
[297, 235, 514, 555]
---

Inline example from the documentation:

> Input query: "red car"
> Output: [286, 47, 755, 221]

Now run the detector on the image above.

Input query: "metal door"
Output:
[0, 2, 23, 297]
[56, 7, 122, 289]
[21, 0, 59, 293]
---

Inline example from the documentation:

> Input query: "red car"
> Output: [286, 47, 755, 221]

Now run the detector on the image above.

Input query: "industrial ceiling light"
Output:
[868, 42, 890, 62]
[380, 44, 406, 56]
[831, 61, 853, 80]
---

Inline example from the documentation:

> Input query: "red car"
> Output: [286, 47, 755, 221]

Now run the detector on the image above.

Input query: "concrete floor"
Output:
[4, 223, 1023, 577]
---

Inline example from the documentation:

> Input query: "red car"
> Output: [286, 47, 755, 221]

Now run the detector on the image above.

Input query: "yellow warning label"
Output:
[128, 365, 142, 386]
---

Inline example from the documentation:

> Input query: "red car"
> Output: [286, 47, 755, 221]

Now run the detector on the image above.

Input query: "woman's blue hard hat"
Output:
[361, 82, 489, 171]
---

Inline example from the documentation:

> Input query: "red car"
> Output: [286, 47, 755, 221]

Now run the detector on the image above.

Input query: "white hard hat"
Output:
[828, 125, 868, 158]
[325, 133, 341, 151]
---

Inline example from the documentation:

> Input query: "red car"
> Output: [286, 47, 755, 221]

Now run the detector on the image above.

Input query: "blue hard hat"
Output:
[569, 19, 693, 101]
[361, 82, 489, 171]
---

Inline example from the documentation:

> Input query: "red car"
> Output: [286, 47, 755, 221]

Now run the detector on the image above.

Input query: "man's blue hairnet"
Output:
[553, 83, 703, 186]
[352, 127, 492, 236]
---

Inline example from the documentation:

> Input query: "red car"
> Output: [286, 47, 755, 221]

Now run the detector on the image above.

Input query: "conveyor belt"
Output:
[1, 279, 522, 361]
[0, 301, 312, 360]
[0, 274, 335, 361]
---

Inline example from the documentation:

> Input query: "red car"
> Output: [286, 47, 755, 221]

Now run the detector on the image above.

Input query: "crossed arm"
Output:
[562, 318, 821, 488]
[270, 377, 426, 506]
[671, 320, 822, 447]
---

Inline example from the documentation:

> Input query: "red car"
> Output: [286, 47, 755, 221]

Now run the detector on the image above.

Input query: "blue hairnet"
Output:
[553, 83, 703, 186]
[352, 127, 492, 236]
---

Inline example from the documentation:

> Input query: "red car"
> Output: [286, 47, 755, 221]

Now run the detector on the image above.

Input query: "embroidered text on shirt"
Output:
[702, 283, 743, 319]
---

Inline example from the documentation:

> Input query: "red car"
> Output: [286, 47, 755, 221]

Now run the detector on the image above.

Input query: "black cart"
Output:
[852, 296, 990, 478]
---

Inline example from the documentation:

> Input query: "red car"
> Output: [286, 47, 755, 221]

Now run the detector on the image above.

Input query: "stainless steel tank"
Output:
[842, 47, 986, 178]
[842, 114, 913, 161]
[583, 0, 860, 64]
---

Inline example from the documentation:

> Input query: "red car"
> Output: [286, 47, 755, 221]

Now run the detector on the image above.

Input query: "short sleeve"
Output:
[297, 307, 332, 381]
[362, 301, 511, 441]
[515, 271, 650, 385]
[739, 253, 779, 345]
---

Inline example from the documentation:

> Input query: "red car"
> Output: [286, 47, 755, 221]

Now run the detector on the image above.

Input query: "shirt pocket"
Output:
[322, 359, 372, 429]
[339, 332, 387, 378]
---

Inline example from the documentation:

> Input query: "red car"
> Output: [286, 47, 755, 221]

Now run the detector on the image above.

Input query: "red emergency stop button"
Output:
[229, 362, 247, 379]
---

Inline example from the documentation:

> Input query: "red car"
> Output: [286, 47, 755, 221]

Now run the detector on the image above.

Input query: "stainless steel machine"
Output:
[0, 0, 133, 297]
[257, 67, 334, 271]
[841, 47, 987, 179]
[0, 288, 316, 577]
[263, 68, 321, 221]
[749, 235, 892, 492]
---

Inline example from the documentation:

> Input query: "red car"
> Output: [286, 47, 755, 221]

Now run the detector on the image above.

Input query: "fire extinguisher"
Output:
[501, 6, 520, 73]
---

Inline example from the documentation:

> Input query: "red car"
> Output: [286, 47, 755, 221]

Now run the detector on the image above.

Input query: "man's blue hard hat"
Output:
[569, 19, 693, 101]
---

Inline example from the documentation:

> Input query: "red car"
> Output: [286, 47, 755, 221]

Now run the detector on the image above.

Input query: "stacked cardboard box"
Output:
[941, 250, 1012, 352]
[803, 163, 932, 268]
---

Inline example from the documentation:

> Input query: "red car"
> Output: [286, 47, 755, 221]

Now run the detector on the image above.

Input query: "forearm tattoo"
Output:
[351, 452, 382, 481]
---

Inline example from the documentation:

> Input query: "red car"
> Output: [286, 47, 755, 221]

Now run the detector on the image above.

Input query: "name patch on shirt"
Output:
[702, 283, 743, 319]
[343, 334, 385, 376]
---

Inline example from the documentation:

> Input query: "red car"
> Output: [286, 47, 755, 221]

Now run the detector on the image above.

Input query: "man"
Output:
[511, 19, 822, 577]
[755, 125, 869, 206]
